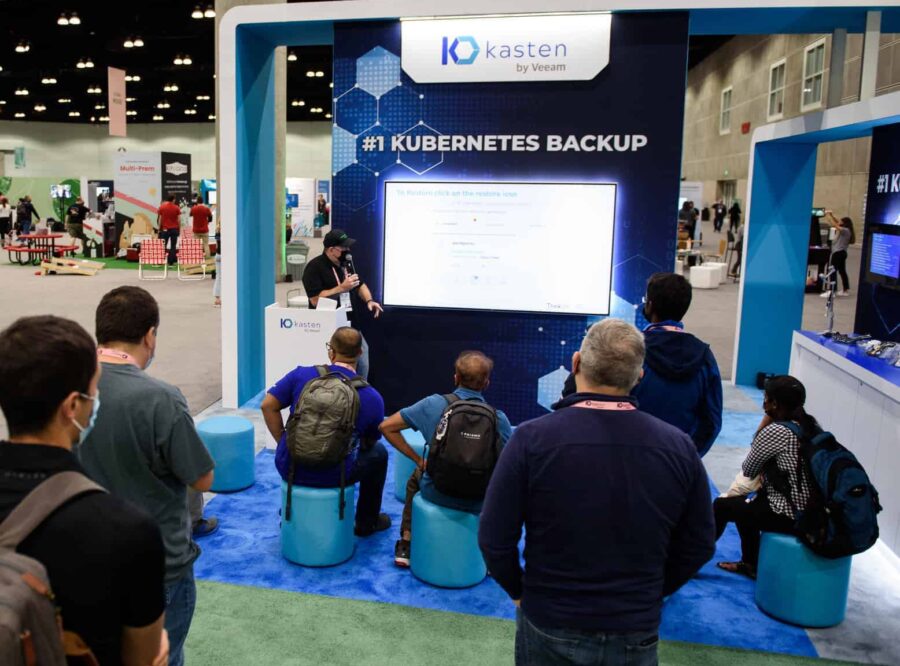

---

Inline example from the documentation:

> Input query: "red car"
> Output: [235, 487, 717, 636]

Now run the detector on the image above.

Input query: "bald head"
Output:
[328, 327, 362, 361]
[454, 351, 494, 391]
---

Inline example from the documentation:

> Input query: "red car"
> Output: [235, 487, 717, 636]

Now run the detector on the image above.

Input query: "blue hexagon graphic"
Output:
[445, 36, 480, 65]
[335, 87, 377, 135]
[398, 124, 443, 175]
[356, 125, 397, 173]
[333, 163, 376, 212]
[356, 46, 400, 99]
[537, 367, 570, 412]
[379, 85, 422, 135]
[609, 291, 639, 326]
[332, 126, 356, 174]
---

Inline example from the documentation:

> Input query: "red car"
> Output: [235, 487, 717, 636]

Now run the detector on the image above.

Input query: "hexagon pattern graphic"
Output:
[357, 125, 397, 174]
[398, 123, 444, 175]
[335, 87, 377, 135]
[537, 367, 570, 412]
[334, 163, 377, 211]
[356, 47, 401, 99]
[332, 126, 357, 174]
[379, 85, 422, 135]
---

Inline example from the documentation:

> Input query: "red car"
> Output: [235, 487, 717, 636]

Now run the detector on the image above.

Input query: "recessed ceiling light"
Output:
[76, 60, 85, 69]
[0, 101, 6, 105]
[174, 56, 183, 65]
[288, 52, 297, 62]
[153, 115, 164, 121]
[34, 104, 46, 112]
[305, 71, 314, 78]
[15, 42, 30, 53]
[315, 71, 324, 78]
[329, 82, 333, 88]
[68, 111, 80, 117]
[94, 103, 106, 110]
[163, 84, 179, 92]
[325, 113, 332, 119]
[124, 74, 141, 82]
[57, 14, 69, 26]
[91, 116, 96, 122]
[85, 59, 94, 68]
[69, 13, 81, 26]
[192, 6, 204, 19]
[57, 97, 70, 103]
[99, 115, 109, 121]
[196, 94, 210, 101]
[15, 88, 29, 96]
[291, 100, 306, 107]
[183, 56, 192, 65]
[87, 86, 102, 94]
[184, 109, 197, 115]
[124, 39, 134, 48]
[0, 66, 4, 72]
[133, 38, 144, 48]
[204, 6, 215, 18]
[15, 112, 25, 118]
[126, 110, 137, 116]
[41, 77, 57, 84]
[208, 114, 216, 120]
[156, 101, 171, 109]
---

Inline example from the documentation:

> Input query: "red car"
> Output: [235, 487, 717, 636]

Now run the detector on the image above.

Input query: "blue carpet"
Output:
[196, 447, 816, 658]
[715, 411, 764, 448]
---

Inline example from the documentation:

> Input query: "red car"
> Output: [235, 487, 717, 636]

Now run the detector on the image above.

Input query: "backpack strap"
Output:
[315, 365, 329, 378]
[443, 393, 460, 406]
[0, 471, 106, 550]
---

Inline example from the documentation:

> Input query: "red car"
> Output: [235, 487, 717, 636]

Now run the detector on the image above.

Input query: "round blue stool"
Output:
[280, 482, 356, 567]
[410, 493, 486, 588]
[755, 532, 852, 627]
[196, 416, 255, 492]
[393, 430, 426, 502]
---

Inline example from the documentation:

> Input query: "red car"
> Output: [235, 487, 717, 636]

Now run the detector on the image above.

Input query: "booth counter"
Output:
[264, 303, 348, 390]
[789, 331, 900, 558]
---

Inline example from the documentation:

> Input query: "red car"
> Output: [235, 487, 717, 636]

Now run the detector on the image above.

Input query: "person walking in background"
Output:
[79, 287, 215, 666]
[0, 196, 12, 242]
[156, 195, 181, 266]
[712, 199, 727, 233]
[728, 201, 741, 233]
[821, 210, 855, 297]
[480, 319, 715, 666]
[190, 196, 213, 258]
[16, 195, 40, 236]
[213, 219, 222, 307]
[65, 196, 91, 256]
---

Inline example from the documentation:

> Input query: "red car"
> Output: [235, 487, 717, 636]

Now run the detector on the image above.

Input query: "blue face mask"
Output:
[72, 391, 100, 447]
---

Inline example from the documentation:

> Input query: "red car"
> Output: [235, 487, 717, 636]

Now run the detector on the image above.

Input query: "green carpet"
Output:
[185, 581, 864, 666]
[93, 257, 140, 270]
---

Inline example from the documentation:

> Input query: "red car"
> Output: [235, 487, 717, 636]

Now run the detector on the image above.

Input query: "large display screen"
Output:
[865, 224, 900, 289]
[383, 181, 616, 315]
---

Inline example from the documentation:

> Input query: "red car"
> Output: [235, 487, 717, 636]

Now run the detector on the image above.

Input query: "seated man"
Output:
[379, 351, 512, 568]
[261, 327, 390, 536]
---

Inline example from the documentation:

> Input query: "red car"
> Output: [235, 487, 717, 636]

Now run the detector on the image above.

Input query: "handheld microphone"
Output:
[343, 252, 357, 277]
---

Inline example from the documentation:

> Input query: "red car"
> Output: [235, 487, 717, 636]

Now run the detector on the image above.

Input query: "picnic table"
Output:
[4, 233, 65, 265]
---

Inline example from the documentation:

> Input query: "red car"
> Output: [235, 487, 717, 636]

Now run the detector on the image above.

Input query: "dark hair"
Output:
[329, 327, 362, 358]
[166, 194, 175, 202]
[455, 351, 494, 391]
[840, 217, 856, 245]
[764, 375, 820, 436]
[646, 272, 692, 321]
[95, 286, 160, 345]
[196, 196, 204, 205]
[0, 316, 97, 436]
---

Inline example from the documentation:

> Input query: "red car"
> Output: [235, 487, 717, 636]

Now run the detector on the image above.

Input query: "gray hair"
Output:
[578, 319, 645, 391]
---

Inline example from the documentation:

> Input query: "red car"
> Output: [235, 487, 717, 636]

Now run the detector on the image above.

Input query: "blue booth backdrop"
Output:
[854, 122, 900, 342]
[331, 13, 689, 423]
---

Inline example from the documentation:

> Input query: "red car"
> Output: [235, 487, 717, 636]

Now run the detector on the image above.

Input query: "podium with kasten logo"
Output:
[264, 303, 349, 389]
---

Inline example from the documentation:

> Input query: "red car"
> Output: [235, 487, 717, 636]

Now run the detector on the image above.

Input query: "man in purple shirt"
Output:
[261, 327, 390, 536]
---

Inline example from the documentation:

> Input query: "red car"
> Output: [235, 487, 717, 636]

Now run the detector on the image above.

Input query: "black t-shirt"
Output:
[67, 203, 89, 224]
[0, 443, 165, 666]
[301, 252, 361, 321]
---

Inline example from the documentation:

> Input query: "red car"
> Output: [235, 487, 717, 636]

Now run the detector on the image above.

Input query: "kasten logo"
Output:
[279, 318, 322, 331]
[403, 13, 610, 83]
[442, 36, 480, 65]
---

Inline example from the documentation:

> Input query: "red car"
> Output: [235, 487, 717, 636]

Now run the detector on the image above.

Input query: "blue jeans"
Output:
[164, 567, 197, 666]
[515, 609, 659, 666]
[160, 229, 180, 265]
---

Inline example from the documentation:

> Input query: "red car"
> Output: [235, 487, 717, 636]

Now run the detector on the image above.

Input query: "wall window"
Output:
[719, 86, 732, 135]
[767, 58, 786, 121]
[801, 39, 826, 111]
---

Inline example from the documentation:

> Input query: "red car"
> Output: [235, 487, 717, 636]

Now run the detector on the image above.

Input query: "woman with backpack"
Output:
[712, 375, 817, 579]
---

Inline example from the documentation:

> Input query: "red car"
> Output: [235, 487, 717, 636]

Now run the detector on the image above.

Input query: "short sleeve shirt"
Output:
[190, 204, 211, 233]
[302, 253, 361, 321]
[268, 364, 385, 485]
[399, 387, 513, 511]
[79, 363, 214, 584]
[832, 227, 851, 253]
[66, 203, 89, 224]
[0, 444, 165, 666]
[158, 202, 181, 230]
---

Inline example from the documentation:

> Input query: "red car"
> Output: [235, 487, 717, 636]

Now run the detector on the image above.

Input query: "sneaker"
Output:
[837, 290, 851, 297]
[394, 539, 411, 568]
[819, 290, 831, 298]
[355, 512, 392, 537]
[192, 517, 219, 538]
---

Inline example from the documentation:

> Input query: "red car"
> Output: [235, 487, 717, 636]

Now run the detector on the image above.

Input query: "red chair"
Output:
[177, 238, 206, 281]
[139, 239, 168, 280]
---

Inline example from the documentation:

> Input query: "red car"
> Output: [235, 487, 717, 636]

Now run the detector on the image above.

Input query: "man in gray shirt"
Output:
[80, 286, 215, 666]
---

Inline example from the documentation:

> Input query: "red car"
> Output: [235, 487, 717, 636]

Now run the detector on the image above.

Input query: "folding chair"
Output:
[139, 239, 168, 280]
[704, 238, 727, 262]
[177, 239, 206, 281]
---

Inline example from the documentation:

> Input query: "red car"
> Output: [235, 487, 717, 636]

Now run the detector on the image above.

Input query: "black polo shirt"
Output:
[0, 443, 165, 666]
[66, 203, 89, 224]
[301, 252, 361, 322]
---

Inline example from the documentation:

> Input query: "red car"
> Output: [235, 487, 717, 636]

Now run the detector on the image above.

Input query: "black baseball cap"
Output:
[323, 229, 356, 248]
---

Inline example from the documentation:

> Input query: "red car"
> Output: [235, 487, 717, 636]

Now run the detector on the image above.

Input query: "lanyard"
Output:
[97, 347, 141, 368]
[572, 400, 635, 411]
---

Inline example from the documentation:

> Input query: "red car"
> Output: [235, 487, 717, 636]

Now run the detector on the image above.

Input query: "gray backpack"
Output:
[0, 471, 105, 666]
[284, 366, 368, 521]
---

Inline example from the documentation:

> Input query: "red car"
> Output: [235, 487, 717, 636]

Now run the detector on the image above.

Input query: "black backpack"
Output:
[15, 203, 29, 220]
[778, 422, 881, 558]
[424, 395, 501, 500]
[284, 366, 369, 521]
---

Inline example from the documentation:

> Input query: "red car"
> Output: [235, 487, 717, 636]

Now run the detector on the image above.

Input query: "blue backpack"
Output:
[781, 422, 881, 559]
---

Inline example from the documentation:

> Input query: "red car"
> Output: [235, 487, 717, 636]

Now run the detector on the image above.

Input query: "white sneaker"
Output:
[837, 290, 851, 297]
[819, 291, 831, 298]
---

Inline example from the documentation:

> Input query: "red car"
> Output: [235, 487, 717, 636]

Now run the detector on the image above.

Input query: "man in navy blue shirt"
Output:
[261, 327, 390, 536]
[380, 351, 513, 568]
[480, 319, 715, 665]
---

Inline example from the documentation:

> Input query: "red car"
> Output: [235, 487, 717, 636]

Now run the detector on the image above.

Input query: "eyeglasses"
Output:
[641, 296, 647, 305]
[325, 342, 333, 353]
[78, 392, 97, 402]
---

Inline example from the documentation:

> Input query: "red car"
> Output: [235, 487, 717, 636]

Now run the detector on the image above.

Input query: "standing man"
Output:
[79, 286, 215, 666]
[0, 315, 169, 666]
[261, 327, 391, 537]
[16, 195, 40, 236]
[712, 199, 727, 233]
[190, 196, 213, 258]
[302, 229, 383, 378]
[66, 196, 91, 256]
[157, 195, 181, 265]
[479, 319, 715, 666]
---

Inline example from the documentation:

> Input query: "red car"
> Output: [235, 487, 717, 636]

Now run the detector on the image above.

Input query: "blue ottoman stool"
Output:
[196, 416, 255, 492]
[755, 532, 852, 627]
[280, 482, 356, 567]
[410, 493, 486, 588]
[393, 430, 426, 502]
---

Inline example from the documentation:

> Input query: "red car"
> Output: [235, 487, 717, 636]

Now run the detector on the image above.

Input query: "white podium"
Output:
[264, 303, 349, 389]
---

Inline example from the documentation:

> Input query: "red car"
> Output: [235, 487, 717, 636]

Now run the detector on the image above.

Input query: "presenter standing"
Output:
[302, 229, 383, 378]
